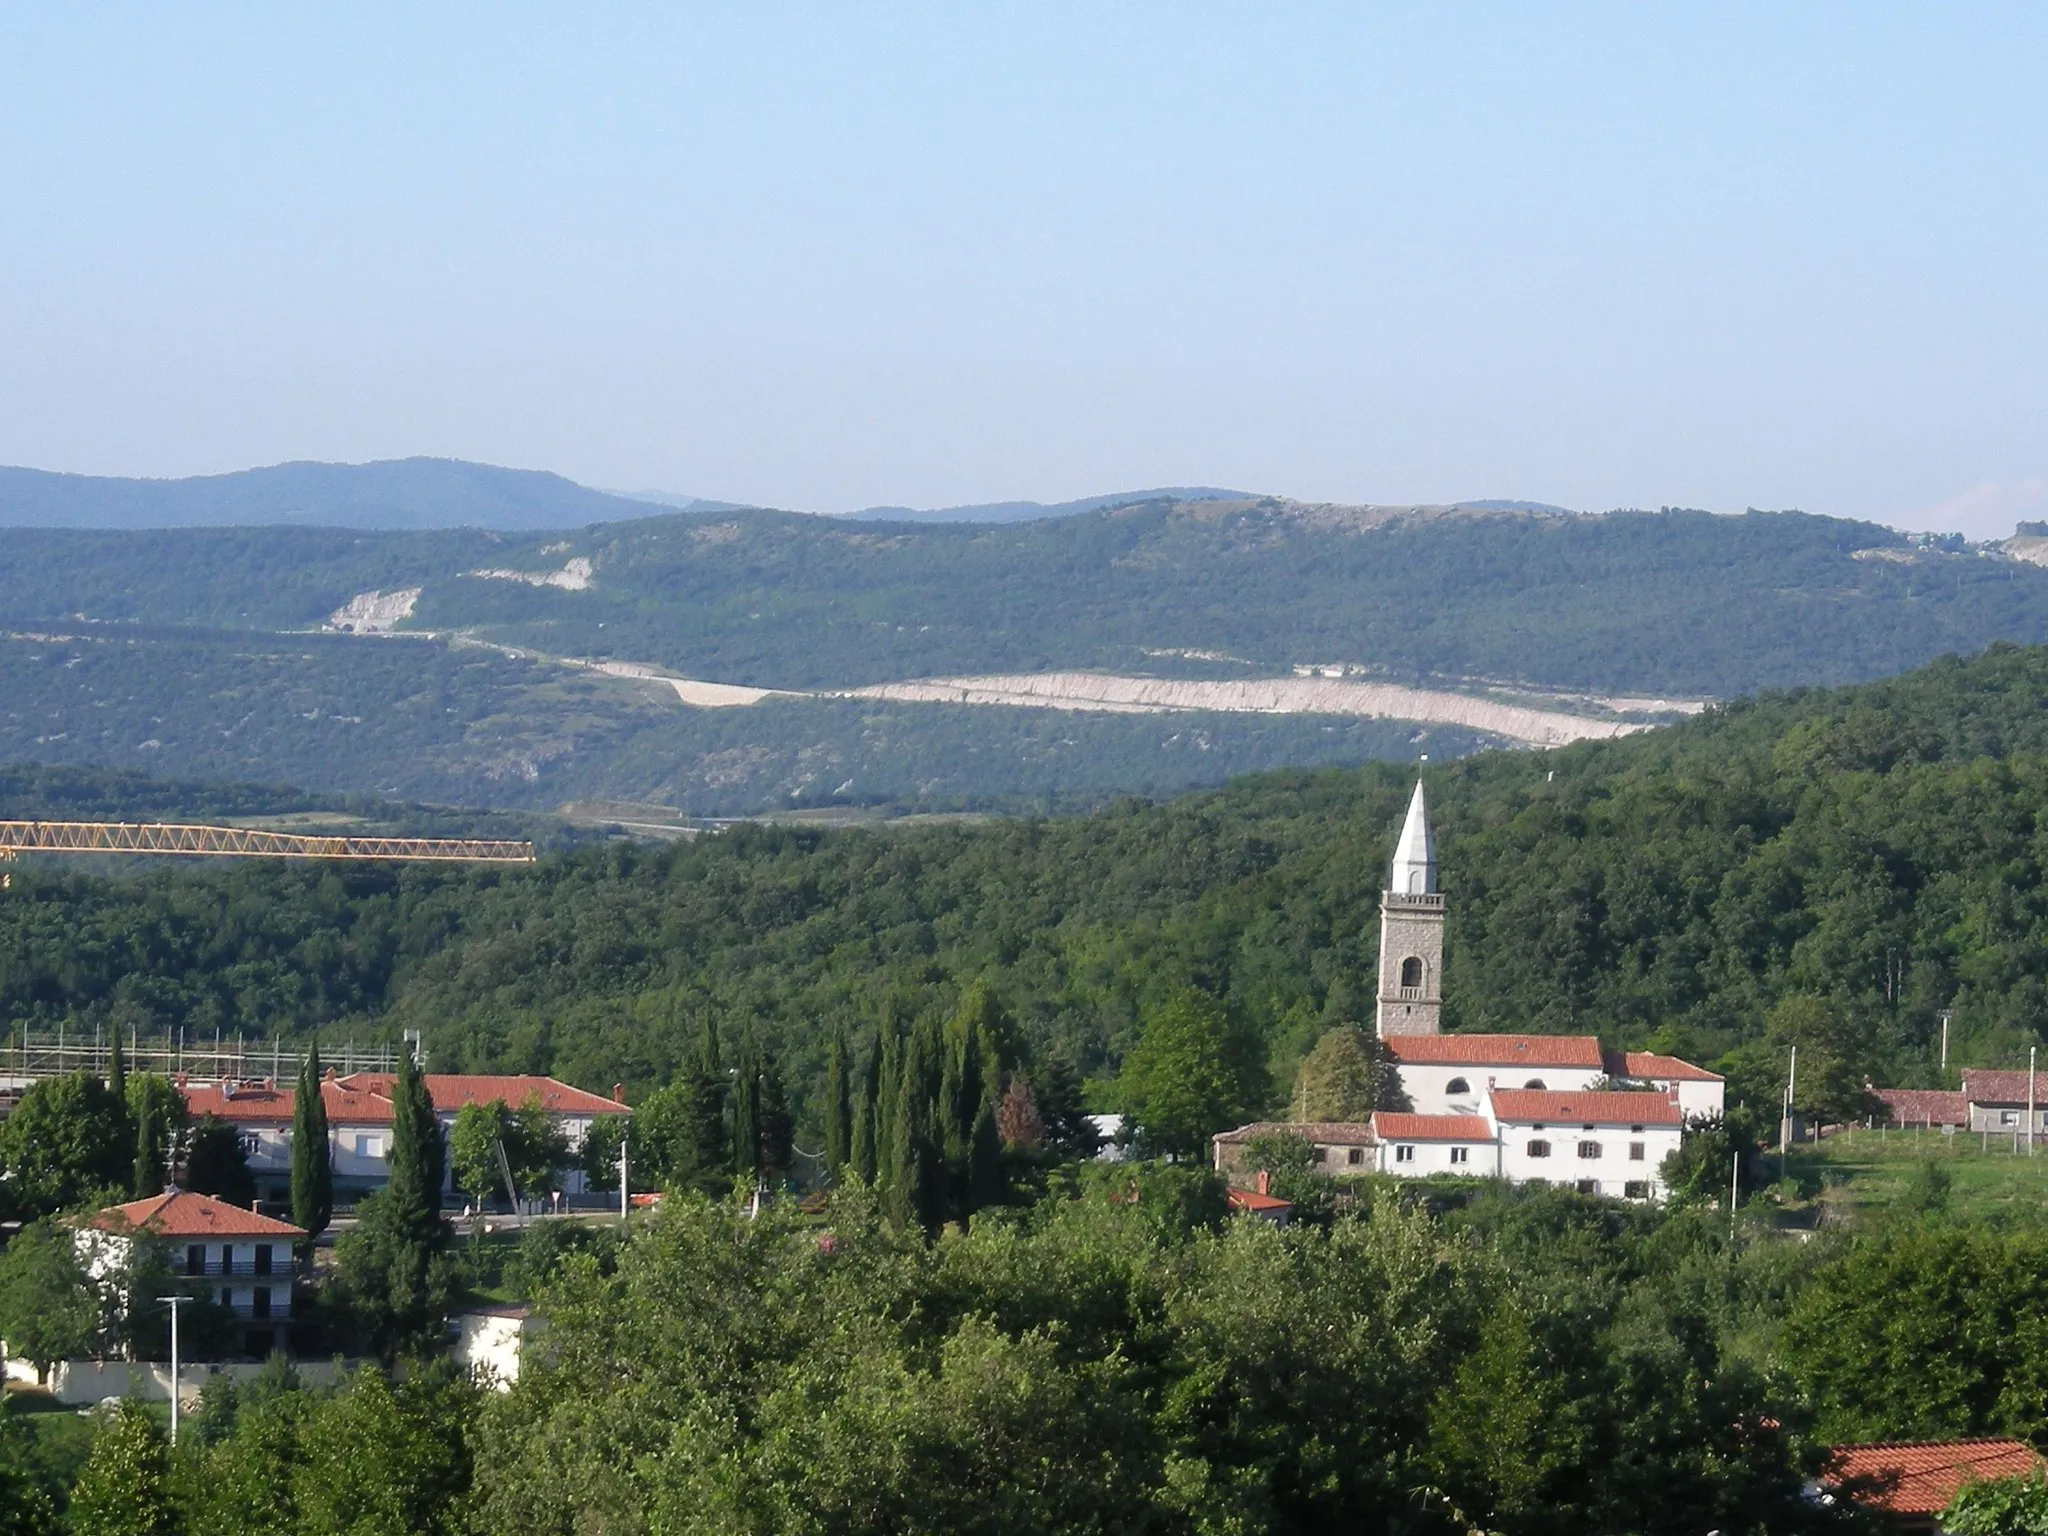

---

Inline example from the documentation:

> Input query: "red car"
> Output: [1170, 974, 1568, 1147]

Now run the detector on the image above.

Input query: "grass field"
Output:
[1784, 1126, 2048, 1222]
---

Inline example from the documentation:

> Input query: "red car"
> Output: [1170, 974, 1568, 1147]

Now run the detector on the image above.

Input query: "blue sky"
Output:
[1, 5, 2042, 534]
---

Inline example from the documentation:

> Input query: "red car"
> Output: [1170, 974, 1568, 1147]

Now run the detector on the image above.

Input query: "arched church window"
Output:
[1399, 956, 1423, 988]
[1445, 1077, 1470, 1096]
[1523, 1078, 1546, 1090]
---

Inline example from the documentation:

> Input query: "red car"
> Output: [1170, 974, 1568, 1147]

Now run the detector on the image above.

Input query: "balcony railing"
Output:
[176, 1259, 292, 1278]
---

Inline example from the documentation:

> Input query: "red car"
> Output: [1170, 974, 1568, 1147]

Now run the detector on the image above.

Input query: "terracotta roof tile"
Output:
[1961, 1070, 2047, 1107]
[1488, 1089, 1682, 1127]
[1824, 1440, 2044, 1515]
[336, 1073, 627, 1118]
[184, 1073, 629, 1127]
[1606, 1050, 1724, 1083]
[87, 1189, 305, 1239]
[1225, 1187, 1293, 1212]
[1212, 1120, 1378, 1146]
[1382, 1034, 1605, 1068]
[1872, 1089, 1969, 1128]
[1372, 1112, 1495, 1142]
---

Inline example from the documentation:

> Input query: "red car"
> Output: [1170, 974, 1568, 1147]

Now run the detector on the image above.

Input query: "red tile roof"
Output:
[1872, 1089, 1969, 1128]
[1488, 1089, 1682, 1127]
[1382, 1033, 1605, 1068]
[87, 1189, 305, 1239]
[338, 1073, 626, 1118]
[1605, 1050, 1724, 1083]
[184, 1073, 628, 1126]
[1961, 1070, 2047, 1107]
[1213, 1120, 1376, 1146]
[181, 1081, 295, 1123]
[1824, 1440, 2044, 1516]
[1372, 1112, 1496, 1142]
[1225, 1186, 1293, 1213]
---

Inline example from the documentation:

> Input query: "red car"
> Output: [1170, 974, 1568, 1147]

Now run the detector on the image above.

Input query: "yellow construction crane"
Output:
[0, 820, 535, 865]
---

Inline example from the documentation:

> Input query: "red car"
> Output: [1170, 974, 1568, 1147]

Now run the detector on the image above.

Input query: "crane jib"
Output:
[0, 821, 536, 863]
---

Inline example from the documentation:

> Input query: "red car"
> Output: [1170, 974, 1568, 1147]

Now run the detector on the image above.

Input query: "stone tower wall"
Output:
[1376, 892, 1444, 1037]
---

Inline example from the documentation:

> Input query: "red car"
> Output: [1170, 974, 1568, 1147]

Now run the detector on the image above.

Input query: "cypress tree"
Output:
[886, 1036, 927, 1232]
[824, 1019, 853, 1177]
[106, 1027, 127, 1108]
[691, 1016, 730, 1179]
[731, 1033, 762, 1181]
[873, 1021, 900, 1192]
[850, 1042, 877, 1184]
[384, 1043, 444, 1248]
[291, 1044, 333, 1241]
[968, 1095, 1004, 1215]
[759, 1052, 793, 1179]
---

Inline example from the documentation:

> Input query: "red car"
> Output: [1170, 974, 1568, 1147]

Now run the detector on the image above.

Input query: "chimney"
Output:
[1255, 1169, 1271, 1197]
[612, 1083, 626, 1104]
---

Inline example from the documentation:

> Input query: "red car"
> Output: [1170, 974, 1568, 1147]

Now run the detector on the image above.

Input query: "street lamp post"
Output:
[155, 1295, 185, 1443]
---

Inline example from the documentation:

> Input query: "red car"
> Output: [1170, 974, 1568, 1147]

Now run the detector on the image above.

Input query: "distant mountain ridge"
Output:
[0, 458, 657, 531]
[843, 487, 1255, 523]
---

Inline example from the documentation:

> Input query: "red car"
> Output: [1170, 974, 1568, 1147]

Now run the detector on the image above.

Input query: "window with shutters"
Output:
[1577, 1141, 1602, 1159]
[1526, 1139, 1551, 1158]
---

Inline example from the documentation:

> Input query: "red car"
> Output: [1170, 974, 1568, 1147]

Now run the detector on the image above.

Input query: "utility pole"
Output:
[1730, 1149, 1741, 1243]
[156, 1295, 184, 1444]
[2030, 1047, 2037, 1158]
[1780, 1046, 1798, 1171]
[619, 1137, 629, 1223]
[1940, 1010, 1953, 1072]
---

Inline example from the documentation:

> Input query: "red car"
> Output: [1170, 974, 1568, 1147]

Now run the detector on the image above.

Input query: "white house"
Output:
[1489, 1088, 1684, 1201]
[74, 1189, 306, 1359]
[184, 1071, 630, 1205]
[1368, 1112, 1499, 1178]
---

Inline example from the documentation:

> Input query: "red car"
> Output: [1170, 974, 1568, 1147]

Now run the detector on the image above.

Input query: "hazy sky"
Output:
[2, 6, 2043, 534]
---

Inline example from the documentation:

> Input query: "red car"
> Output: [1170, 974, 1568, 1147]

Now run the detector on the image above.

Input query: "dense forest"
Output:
[7, 643, 2048, 1130]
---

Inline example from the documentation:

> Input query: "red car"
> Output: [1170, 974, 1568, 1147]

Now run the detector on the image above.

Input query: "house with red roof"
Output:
[1960, 1069, 2048, 1139]
[76, 1189, 306, 1359]
[1489, 1088, 1684, 1201]
[1819, 1439, 2045, 1532]
[185, 1071, 629, 1206]
[1214, 1087, 1686, 1202]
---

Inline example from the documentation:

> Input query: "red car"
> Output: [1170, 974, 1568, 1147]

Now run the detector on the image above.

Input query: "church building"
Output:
[1213, 780, 1721, 1202]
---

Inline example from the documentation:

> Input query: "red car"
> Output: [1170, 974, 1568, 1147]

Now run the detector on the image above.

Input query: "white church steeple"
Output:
[1377, 779, 1445, 1037]
[1388, 779, 1436, 896]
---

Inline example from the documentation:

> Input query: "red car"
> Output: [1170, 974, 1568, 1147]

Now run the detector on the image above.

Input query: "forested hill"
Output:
[7, 643, 2048, 1131]
[0, 498, 2038, 696]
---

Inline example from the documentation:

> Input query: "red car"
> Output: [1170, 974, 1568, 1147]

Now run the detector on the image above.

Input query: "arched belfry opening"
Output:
[1399, 956, 1423, 989]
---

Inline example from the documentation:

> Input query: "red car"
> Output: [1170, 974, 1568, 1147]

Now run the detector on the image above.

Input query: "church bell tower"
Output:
[1376, 780, 1444, 1037]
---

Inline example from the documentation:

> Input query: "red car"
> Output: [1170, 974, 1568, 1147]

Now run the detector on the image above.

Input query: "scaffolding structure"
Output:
[0, 1028, 405, 1089]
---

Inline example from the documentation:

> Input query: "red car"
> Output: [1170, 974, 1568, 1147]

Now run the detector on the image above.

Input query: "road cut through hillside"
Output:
[835, 671, 1654, 748]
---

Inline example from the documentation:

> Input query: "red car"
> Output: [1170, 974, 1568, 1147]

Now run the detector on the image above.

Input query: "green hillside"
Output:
[1, 497, 2043, 813]
[1, 499, 2038, 695]
[7, 642, 2048, 1129]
